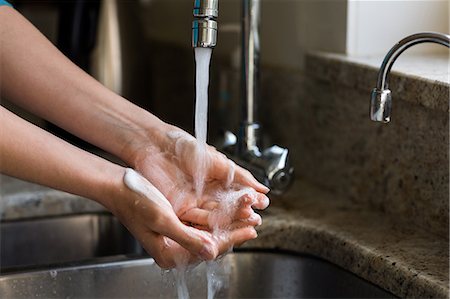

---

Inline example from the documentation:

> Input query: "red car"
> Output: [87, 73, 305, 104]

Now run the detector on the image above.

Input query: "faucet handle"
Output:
[370, 88, 392, 123]
[262, 145, 294, 194]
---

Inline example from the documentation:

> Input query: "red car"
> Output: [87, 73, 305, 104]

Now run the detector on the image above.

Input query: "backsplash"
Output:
[146, 42, 449, 238]
[261, 54, 449, 238]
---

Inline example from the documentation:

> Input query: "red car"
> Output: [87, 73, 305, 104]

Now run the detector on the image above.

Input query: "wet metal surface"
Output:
[0, 251, 395, 298]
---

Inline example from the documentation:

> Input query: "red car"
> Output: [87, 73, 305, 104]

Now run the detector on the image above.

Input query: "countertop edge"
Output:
[245, 200, 448, 299]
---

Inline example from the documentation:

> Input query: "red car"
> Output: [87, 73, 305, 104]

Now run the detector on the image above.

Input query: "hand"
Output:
[130, 126, 270, 232]
[109, 168, 260, 269]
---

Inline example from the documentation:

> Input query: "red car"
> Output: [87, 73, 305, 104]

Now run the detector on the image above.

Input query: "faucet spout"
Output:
[370, 32, 450, 123]
[192, 0, 218, 48]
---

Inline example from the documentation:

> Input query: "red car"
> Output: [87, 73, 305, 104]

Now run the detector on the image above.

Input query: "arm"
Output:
[0, 6, 164, 164]
[1, 107, 257, 268]
[0, 6, 268, 193]
[0, 6, 269, 267]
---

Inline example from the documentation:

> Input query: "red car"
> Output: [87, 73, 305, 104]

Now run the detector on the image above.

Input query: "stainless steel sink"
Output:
[0, 251, 395, 298]
[0, 214, 396, 298]
[1, 214, 144, 271]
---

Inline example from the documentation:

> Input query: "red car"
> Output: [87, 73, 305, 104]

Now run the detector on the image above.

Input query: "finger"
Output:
[239, 210, 262, 226]
[252, 193, 270, 210]
[235, 206, 253, 219]
[158, 214, 218, 261]
[209, 151, 269, 193]
[216, 227, 258, 255]
[180, 208, 210, 226]
[208, 150, 235, 182]
[229, 213, 262, 229]
[230, 227, 258, 247]
[233, 166, 270, 193]
[138, 230, 179, 269]
[200, 200, 219, 211]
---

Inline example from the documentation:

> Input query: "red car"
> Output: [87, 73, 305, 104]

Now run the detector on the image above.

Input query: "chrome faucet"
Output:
[192, 0, 294, 194]
[192, 0, 218, 48]
[370, 32, 450, 123]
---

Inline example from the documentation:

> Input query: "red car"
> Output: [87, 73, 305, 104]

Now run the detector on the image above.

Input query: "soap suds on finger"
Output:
[123, 168, 173, 210]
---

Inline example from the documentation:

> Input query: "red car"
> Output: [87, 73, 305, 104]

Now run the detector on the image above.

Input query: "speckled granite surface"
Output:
[246, 180, 449, 299]
[1, 176, 447, 298]
[259, 53, 449, 238]
[305, 52, 449, 112]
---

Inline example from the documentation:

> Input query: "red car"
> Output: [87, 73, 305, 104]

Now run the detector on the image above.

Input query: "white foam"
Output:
[123, 168, 172, 211]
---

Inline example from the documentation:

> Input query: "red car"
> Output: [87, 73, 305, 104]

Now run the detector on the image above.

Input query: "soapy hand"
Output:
[125, 126, 270, 267]
[110, 168, 262, 269]
[132, 127, 269, 229]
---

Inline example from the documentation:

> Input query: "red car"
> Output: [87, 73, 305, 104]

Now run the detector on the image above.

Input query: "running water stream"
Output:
[173, 47, 257, 299]
[174, 47, 225, 299]
[193, 47, 212, 196]
[196, 47, 225, 299]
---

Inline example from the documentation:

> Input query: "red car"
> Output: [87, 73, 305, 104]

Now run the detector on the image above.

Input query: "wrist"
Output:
[118, 117, 168, 164]
[120, 120, 182, 168]
[92, 164, 128, 213]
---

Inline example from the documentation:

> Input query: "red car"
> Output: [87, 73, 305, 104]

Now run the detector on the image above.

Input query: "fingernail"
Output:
[260, 195, 270, 209]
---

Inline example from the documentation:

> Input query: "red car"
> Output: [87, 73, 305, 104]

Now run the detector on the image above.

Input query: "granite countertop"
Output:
[1, 175, 448, 298]
[248, 180, 449, 299]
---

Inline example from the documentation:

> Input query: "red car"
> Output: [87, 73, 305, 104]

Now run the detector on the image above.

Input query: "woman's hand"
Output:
[128, 126, 270, 233]
[107, 168, 260, 269]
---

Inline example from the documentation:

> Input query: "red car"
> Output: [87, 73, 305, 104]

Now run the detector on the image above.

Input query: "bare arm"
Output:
[0, 106, 246, 268]
[0, 6, 267, 192]
[0, 6, 269, 268]
[0, 6, 165, 164]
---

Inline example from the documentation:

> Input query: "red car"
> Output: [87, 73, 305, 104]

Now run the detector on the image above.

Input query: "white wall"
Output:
[347, 0, 449, 56]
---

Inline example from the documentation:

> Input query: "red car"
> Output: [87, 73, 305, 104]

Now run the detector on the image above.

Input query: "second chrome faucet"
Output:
[370, 32, 450, 123]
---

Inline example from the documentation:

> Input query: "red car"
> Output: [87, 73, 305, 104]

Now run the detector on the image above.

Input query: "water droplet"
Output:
[50, 270, 57, 278]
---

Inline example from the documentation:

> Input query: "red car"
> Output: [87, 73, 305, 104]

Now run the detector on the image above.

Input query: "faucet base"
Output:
[217, 130, 294, 195]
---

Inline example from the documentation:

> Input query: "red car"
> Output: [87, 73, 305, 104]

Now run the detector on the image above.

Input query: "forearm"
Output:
[0, 106, 124, 208]
[0, 7, 166, 164]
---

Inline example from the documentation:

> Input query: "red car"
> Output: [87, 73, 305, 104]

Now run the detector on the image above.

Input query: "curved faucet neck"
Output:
[376, 32, 450, 91]
[370, 32, 449, 123]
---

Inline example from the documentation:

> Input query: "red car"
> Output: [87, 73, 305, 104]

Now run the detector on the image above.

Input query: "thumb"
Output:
[159, 215, 219, 261]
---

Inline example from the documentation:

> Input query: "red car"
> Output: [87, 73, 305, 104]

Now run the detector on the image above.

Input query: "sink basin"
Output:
[0, 214, 144, 271]
[0, 251, 395, 298]
[1, 214, 395, 298]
